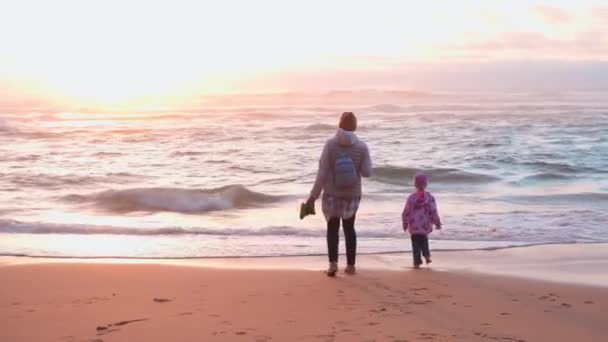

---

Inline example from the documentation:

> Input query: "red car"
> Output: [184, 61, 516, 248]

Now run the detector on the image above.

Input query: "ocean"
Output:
[1, 91, 607, 258]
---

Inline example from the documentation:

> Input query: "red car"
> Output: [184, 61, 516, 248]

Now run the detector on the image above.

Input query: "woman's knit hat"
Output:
[339, 112, 357, 132]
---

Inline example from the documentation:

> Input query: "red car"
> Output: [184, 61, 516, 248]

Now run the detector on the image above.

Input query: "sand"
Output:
[1, 259, 607, 342]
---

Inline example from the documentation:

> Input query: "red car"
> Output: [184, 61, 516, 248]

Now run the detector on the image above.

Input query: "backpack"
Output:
[333, 147, 358, 188]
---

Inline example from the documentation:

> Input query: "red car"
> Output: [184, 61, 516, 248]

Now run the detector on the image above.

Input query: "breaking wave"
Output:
[521, 161, 606, 174]
[61, 185, 282, 214]
[516, 173, 572, 183]
[305, 123, 336, 131]
[372, 166, 500, 185]
[0, 219, 397, 238]
[499, 192, 608, 204]
[364, 104, 407, 113]
[6, 173, 142, 189]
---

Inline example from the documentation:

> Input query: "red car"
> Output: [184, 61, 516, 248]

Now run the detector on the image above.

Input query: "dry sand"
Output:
[1, 261, 606, 341]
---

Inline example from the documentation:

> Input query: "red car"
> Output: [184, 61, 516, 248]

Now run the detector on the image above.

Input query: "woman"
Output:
[308, 112, 372, 276]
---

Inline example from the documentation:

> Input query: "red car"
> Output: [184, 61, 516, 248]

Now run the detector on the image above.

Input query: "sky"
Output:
[1, 0, 607, 108]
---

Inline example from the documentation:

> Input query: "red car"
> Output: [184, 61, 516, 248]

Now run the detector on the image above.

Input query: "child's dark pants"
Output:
[411, 234, 430, 265]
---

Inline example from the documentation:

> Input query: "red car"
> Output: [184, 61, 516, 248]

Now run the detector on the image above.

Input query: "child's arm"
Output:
[430, 195, 442, 229]
[401, 196, 412, 232]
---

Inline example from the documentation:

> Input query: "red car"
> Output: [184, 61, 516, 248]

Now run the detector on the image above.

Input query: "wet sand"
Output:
[1, 258, 607, 341]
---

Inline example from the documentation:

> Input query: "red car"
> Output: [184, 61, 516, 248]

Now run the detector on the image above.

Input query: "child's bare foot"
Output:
[425, 256, 432, 264]
[413, 263, 421, 269]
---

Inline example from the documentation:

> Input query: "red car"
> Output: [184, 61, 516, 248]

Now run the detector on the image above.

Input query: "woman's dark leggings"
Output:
[327, 215, 357, 266]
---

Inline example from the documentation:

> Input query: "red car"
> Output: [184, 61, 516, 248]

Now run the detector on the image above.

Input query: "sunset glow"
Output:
[1, 0, 607, 108]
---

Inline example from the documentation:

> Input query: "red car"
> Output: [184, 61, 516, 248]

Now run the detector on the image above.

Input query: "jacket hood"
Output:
[335, 128, 359, 146]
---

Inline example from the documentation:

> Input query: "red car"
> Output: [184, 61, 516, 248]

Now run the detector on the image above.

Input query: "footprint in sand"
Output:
[97, 329, 120, 336]
[500, 337, 527, 342]
[114, 319, 148, 327]
[418, 332, 439, 340]
[561, 303, 572, 308]
[584, 301, 594, 304]
[408, 300, 433, 305]
[539, 293, 561, 303]
[153, 298, 172, 303]
[96, 319, 148, 336]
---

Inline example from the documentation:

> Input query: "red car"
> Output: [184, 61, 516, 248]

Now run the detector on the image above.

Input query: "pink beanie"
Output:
[414, 171, 428, 190]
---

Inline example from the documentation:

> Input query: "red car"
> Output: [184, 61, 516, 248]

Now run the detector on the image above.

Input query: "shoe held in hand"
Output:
[299, 200, 316, 219]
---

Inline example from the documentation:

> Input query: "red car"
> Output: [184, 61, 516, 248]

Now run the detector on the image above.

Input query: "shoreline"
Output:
[1, 240, 605, 259]
[2, 242, 607, 287]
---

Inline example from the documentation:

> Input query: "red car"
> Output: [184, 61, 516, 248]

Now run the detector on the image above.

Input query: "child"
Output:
[402, 172, 442, 268]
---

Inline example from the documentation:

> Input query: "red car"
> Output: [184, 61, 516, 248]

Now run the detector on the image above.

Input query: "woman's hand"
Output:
[306, 198, 315, 208]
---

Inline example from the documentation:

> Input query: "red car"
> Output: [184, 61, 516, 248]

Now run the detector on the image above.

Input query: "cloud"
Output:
[591, 6, 608, 20]
[533, 5, 573, 24]
[449, 31, 608, 61]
